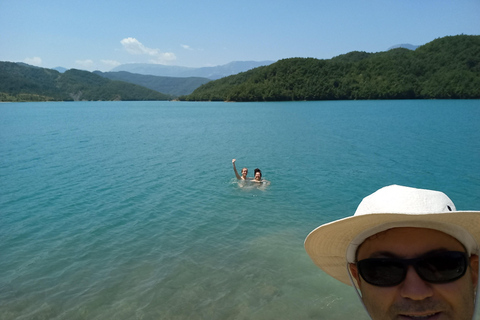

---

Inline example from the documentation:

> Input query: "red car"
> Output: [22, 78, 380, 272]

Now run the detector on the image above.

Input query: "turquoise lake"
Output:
[1, 100, 479, 319]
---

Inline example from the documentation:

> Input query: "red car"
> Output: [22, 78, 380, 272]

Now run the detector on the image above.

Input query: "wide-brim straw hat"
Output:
[304, 185, 480, 286]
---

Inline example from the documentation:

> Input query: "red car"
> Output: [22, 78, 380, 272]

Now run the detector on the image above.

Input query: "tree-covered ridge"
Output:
[182, 35, 480, 101]
[0, 62, 171, 102]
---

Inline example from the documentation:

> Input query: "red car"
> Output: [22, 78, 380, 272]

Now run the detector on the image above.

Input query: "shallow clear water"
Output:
[1, 100, 479, 319]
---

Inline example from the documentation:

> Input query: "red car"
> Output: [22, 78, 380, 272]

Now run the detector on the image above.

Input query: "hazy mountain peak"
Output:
[52, 67, 68, 73]
[111, 60, 275, 79]
[388, 43, 419, 51]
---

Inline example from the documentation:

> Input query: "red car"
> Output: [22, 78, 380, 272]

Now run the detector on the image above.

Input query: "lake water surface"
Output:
[1, 100, 479, 319]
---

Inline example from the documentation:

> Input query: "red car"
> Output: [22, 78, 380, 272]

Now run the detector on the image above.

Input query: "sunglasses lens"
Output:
[358, 259, 406, 287]
[416, 252, 467, 283]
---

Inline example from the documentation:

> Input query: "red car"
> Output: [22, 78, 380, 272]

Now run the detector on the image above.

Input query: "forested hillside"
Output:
[182, 35, 480, 101]
[0, 63, 171, 102]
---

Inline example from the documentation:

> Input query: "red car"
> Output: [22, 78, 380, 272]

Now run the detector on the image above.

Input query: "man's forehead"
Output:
[357, 227, 465, 259]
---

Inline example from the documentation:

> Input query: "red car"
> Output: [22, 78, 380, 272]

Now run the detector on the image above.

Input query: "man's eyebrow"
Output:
[367, 248, 451, 259]
[367, 251, 399, 259]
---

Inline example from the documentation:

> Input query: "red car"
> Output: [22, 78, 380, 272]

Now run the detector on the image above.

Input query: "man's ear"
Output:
[349, 263, 361, 286]
[469, 255, 479, 288]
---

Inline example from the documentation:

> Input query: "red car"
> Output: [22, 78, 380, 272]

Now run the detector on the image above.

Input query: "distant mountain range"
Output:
[93, 71, 210, 96]
[3, 36, 477, 103]
[0, 60, 276, 101]
[111, 61, 275, 79]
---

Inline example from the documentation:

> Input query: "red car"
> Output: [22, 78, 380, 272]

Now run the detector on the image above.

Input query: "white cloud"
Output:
[75, 59, 94, 69]
[121, 37, 155, 55]
[24, 57, 42, 66]
[181, 44, 193, 50]
[101, 59, 121, 67]
[120, 37, 176, 64]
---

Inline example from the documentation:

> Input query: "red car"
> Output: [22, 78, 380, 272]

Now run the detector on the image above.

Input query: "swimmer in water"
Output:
[252, 168, 270, 185]
[232, 159, 249, 180]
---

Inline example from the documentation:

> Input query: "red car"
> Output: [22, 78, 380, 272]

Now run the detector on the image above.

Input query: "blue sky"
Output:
[1, 0, 479, 71]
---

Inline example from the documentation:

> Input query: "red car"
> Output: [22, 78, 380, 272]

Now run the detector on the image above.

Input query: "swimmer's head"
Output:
[241, 168, 248, 178]
[254, 168, 262, 180]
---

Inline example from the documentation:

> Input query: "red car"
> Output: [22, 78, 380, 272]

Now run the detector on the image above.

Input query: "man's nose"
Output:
[399, 266, 434, 300]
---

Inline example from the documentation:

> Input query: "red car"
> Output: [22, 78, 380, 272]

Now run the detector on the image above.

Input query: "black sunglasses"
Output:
[357, 251, 469, 287]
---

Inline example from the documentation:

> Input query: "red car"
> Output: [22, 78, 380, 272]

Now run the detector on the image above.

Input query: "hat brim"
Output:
[304, 211, 480, 286]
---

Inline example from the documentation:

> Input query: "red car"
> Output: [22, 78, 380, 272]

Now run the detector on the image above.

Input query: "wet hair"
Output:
[254, 168, 262, 178]
[242, 168, 248, 173]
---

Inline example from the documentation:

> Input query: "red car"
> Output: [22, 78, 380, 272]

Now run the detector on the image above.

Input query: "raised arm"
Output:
[232, 159, 242, 180]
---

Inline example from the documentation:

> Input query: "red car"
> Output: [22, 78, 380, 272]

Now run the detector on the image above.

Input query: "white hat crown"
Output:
[354, 185, 456, 216]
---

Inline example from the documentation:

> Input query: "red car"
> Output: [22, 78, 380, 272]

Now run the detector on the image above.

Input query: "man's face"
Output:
[241, 168, 248, 178]
[349, 227, 479, 320]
